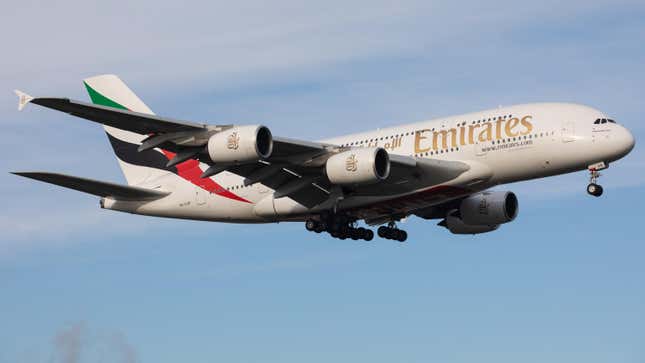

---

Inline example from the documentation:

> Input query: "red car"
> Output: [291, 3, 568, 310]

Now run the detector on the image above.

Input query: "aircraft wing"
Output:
[222, 151, 471, 209]
[16, 92, 330, 156]
[16, 93, 210, 134]
[15, 90, 474, 211]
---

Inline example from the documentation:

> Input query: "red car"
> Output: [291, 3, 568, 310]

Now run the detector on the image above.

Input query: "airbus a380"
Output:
[13, 75, 635, 242]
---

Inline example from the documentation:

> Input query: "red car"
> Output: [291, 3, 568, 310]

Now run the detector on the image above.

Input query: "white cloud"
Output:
[2, 0, 641, 89]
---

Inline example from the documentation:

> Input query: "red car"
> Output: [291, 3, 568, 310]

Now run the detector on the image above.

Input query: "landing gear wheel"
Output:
[587, 183, 603, 197]
[377, 226, 388, 238]
[305, 220, 318, 231]
[377, 224, 408, 241]
[363, 229, 374, 241]
[350, 229, 360, 240]
[355, 228, 366, 240]
[387, 229, 399, 241]
[397, 230, 408, 242]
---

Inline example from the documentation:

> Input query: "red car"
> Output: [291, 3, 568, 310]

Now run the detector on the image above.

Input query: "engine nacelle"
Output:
[443, 214, 499, 235]
[207, 125, 273, 164]
[325, 148, 390, 185]
[460, 191, 519, 226]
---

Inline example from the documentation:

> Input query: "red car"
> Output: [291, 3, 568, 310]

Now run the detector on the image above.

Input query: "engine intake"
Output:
[207, 125, 273, 164]
[326, 148, 390, 185]
[460, 191, 518, 226]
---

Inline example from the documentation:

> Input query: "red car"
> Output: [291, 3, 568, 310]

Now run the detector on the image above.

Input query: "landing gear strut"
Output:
[377, 222, 408, 242]
[587, 164, 605, 197]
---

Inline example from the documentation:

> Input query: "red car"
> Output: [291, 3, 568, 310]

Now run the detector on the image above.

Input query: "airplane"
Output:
[12, 74, 635, 242]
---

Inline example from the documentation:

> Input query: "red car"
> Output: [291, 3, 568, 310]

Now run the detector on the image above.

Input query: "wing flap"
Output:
[12, 172, 170, 200]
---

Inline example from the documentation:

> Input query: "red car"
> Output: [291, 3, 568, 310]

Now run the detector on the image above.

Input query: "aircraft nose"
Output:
[615, 125, 635, 157]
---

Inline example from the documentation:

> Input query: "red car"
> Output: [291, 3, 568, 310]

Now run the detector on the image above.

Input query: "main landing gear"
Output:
[377, 222, 408, 242]
[587, 163, 606, 197]
[305, 215, 409, 242]
[305, 217, 374, 241]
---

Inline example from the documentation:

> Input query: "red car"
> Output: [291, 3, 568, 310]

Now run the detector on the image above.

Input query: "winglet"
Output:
[14, 90, 34, 111]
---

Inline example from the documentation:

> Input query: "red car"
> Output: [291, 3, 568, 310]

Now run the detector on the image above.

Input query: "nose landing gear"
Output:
[587, 162, 607, 197]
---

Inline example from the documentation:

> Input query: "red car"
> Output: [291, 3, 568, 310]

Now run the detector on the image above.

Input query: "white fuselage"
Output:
[103, 103, 635, 222]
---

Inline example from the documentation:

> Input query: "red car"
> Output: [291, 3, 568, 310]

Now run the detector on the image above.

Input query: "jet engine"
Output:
[459, 191, 518, 225]
[326, 147, 390, 185]
[438, 191, 518, 235]
[440, 214, 499, 234]
[207, 125, 273, 164]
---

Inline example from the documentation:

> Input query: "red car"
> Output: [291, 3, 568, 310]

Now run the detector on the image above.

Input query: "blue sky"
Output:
[1, 1, 644, 362]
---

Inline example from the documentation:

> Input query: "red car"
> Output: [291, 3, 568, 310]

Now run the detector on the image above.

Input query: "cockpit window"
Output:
[594, 118, 617, 124]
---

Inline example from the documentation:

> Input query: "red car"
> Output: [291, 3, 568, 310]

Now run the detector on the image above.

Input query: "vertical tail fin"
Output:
[83, 74, 170, 186]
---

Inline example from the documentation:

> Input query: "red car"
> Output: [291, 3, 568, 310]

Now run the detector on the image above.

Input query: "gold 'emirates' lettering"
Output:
[433, 129, 458, 150]
[383, 135, 403, 150]
[520, 115, 533, 135]
[414, 131, 430, 153]
[414, 114, 535, 153]
[505, 117, 520, 137]
[478, 122, 493, 142]
[361, 135, 404, 151]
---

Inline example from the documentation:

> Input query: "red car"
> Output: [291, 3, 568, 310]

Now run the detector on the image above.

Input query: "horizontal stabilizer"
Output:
[12, 172, 170, 200]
